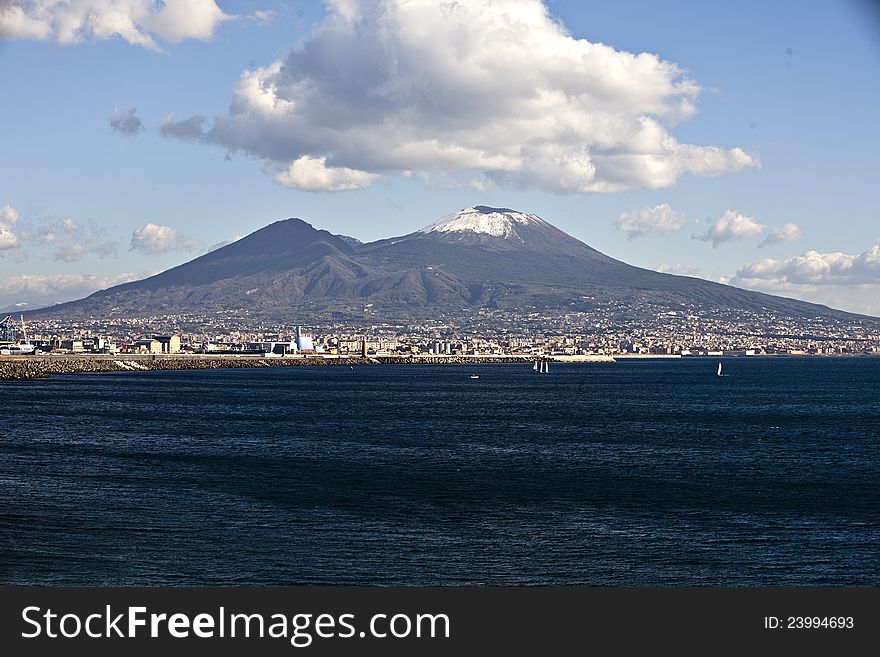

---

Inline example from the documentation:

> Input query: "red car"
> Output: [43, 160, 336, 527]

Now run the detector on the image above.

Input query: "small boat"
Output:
[0, 344, 35, 355]
[0, 315, 35, 355]
[533, 361, 538, 371]
[469, 374, 479, 379]
[717, 362, 723, 377]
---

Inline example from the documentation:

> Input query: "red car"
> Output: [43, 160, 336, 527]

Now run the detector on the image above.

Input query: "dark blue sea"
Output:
[1, 357, 878, 586]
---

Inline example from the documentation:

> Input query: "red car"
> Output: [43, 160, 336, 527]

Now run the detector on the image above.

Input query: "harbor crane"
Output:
[0, 314, 14, 342]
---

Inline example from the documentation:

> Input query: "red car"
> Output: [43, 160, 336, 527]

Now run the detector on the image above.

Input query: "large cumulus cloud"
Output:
[161, 0, 757, 193]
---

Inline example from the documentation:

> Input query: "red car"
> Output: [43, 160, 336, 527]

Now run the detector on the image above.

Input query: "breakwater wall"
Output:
[0, 354, 577, 380]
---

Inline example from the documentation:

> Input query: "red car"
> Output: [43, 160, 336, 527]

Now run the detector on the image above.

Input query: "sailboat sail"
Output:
[717, 363, 722, 376]
[533, 361, 538, 371]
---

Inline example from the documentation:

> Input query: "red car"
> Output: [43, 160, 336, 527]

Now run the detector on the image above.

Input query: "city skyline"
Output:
[1, 0, 879, 315]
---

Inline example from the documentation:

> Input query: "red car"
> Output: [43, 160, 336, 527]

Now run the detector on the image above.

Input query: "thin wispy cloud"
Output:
[0, 271, 149, 309]
[207, 234, 244, 252]
[656, 263, 709, 278]
[759, 222, 802, 247]
[0, 204, 119, 261]
[249, 9, 275, 26]
[159, 113, 207, 140]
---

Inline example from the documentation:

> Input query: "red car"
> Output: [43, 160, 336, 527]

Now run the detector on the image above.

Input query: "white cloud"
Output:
[249, 9, 274, 26]
[759, 222, 802, 248]
[130, 223, 202, 255]
[52, 238, 118, 263]
[616, 204, 687, 240]
[724, 242, 880, 316]
[0, 0, 231, 49]
[273, 155, 379, 192]
[0, 0, 49, 38]
[656, 263, 710, 278]
[109, 106, 144, 135]
[2, 206, 120, 261]
[696, 210, 765, 248]
[0, 227, 17, 250]
[1, 204, 20, 223]
[0, 204, 20, 250]
[0, 271, 148, 309]
[728, 243, 880, 287]
[207, 234, 243, 252]
[2, 205, 119, 260]
[162, 0, 756, 193]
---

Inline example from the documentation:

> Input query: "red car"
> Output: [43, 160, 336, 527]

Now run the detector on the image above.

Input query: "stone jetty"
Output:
[0, 353, 604, 381]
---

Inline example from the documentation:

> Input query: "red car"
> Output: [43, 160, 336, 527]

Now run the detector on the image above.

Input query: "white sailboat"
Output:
[533, 361, 538, 371]
[545, 361, 549, 374]
[716, 362, 723, 377]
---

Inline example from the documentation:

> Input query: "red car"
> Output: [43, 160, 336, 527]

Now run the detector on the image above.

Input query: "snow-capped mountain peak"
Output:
[419, 206, 545, 239]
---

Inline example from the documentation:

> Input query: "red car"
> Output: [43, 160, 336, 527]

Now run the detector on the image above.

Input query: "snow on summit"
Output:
[420, 206, 545, 239]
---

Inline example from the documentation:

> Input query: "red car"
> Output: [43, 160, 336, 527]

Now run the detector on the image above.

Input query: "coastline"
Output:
[3, 352, 874, 380]
[0, 353, 615, 381]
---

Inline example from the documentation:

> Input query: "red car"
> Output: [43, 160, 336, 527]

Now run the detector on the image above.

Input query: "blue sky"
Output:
[1, 0, 879, 315]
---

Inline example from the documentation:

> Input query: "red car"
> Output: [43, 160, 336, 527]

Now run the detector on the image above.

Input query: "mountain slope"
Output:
[357, 206, 846, 317]
[34, 207, 872, 323]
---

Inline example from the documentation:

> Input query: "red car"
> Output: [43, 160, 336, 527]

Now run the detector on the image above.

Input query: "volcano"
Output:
[33, 206, 870, 323]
